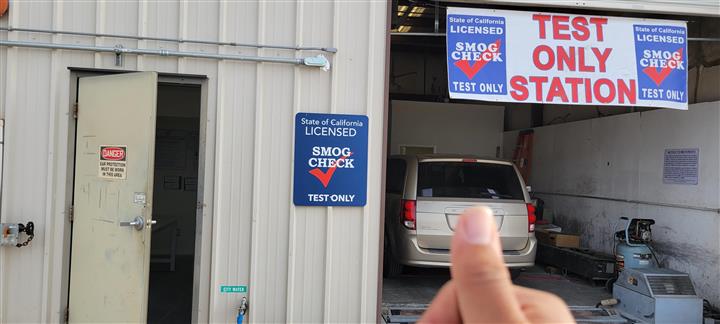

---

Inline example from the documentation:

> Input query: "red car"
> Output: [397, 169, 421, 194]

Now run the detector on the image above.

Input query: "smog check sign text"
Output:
[293, 113, 368, 207]
[446, 8, 688, 110]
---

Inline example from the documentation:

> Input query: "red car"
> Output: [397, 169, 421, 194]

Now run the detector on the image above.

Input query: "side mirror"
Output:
[526, 185, 532, 193]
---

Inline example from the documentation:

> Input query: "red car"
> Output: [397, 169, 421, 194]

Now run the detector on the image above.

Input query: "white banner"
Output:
[446, 8, 688, 110]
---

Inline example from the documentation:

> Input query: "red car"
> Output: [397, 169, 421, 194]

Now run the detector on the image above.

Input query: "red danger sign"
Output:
[99, 145, 127, 179]
[101, 146, 126, 161]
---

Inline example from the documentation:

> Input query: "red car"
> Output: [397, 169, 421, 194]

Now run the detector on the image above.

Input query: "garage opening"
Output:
[381, 2, 720, 323]
[147, 83, 202, 323]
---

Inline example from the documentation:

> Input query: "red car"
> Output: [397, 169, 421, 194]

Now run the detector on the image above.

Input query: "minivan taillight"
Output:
[401, 199, 416, 230]
[527, 203, 536, 232]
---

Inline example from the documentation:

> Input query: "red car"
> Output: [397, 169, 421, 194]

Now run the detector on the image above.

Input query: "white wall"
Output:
[505, 101, 720, 307]
[391, 100, 504, 156]
[0, 1, 387, 323]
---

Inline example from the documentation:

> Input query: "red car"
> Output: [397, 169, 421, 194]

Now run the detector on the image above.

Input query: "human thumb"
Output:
[450, 206, 525, 323]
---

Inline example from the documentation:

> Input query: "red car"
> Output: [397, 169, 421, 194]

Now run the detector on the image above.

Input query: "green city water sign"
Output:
[220, 285, 247, 293]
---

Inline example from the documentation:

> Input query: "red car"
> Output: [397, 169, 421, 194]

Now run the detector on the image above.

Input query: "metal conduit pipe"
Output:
[0, 27, 338, 53]
[0, 40, 331, 70]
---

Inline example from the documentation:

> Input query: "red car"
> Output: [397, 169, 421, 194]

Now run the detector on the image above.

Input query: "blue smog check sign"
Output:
[293, 113, 368, 207]
[447, 14, 507, 95]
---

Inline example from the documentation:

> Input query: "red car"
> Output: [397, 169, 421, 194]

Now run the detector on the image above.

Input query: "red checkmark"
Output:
[454, 39, 501, 80]
[309, 153, 352, 188]
[643, 47, 683, 86]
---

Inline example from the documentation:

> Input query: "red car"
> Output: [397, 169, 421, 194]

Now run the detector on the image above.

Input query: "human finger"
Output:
[417, 281, 461, 324]
[514, 285, 574, 323]
[450, 206, 526, 323]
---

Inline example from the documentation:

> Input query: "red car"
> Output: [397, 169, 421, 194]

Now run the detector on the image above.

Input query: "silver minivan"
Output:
[384, 154, 537, 277]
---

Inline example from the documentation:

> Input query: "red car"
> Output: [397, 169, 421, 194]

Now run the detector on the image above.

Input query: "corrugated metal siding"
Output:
[0, 1, 387, 323]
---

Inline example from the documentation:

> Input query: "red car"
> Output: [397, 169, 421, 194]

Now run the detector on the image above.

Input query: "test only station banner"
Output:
[446, 8, 688, 110]
[293, 113, 369, 207]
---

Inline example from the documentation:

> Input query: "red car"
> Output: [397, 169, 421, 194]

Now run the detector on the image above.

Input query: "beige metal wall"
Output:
[0, 1, 387, 323]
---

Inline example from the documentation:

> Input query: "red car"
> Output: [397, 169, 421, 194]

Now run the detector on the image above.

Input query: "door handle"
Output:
[120, 216, 145, 231]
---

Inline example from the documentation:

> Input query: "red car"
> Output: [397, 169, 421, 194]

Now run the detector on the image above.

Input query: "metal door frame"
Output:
[54, 67, 214, 323]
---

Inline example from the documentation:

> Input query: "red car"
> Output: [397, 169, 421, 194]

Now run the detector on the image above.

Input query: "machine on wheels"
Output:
[614, 218, 658, 271]
[607, 217, 703, 323]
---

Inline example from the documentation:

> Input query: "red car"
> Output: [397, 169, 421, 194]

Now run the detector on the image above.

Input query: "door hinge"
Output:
[72, 103, 78, 119]
[68, 205, 74, 223]
[64, 306, 69, 323]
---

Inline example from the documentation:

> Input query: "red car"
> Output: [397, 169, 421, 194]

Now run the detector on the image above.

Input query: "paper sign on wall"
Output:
[663, 148, 699, 185]
[293, 113, 369, 206]
[446, 8, 688, 110]
[98, 145, 127, 179]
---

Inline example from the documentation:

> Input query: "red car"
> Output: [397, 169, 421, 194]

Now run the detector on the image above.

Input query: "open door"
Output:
[68, 72, 158, 323]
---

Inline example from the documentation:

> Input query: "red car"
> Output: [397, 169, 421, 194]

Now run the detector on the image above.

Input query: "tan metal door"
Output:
[69, 72, 158, 323]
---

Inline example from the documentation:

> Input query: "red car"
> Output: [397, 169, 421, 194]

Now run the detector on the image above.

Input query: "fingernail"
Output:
[461, 207, 493, 245]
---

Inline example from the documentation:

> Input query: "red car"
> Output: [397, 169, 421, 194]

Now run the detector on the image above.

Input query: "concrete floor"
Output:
[382, 264, 612, 307]
[382, 265, 616, 323]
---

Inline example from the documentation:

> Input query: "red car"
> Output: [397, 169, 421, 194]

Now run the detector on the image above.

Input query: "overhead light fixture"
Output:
[397, 5, 408, 16]
[408, 6, 425, 17]
[398, 25, 412, 33]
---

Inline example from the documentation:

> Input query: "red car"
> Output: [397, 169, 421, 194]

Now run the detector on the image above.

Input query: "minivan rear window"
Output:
[417, 162, 524, 200]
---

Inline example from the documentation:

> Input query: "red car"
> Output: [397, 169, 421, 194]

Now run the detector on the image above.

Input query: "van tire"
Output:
[384, 255, 403, 278]
[383, 237, 404, 278]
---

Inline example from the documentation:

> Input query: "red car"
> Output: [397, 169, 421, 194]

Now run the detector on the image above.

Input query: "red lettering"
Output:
[589, 17, 608, 41]
[594, 78, 616, 103]
[533, 14, 551, 39]
[592, 47, 612, 72]
[556, 46, 576, 71]
[510, 76, 529, 101]
[617, 79, 636, 104]
[571, 17, 590, 41]
[533, 45, 555, 71]
[546, 77, 569, 103]
[578, 47, 595, 72]
[552, 15, 571, 40]
[565, 77, 583, 103]
[529, 76, 548, 101]
[584, 78, 593, 103]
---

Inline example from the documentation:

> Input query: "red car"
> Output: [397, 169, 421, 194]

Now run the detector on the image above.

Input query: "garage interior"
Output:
[147, 83, 201, 323]
[381, 1, 720, 323]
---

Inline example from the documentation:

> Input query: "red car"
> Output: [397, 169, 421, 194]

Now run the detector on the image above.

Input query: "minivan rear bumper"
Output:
[397, 235, 537, 268]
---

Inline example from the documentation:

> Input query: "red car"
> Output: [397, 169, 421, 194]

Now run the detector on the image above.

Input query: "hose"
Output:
[646, 244, 661, 267]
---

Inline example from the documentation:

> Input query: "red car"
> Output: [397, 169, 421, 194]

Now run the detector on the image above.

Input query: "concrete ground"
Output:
[382, 264, 611, 307]
[381, 265, 616, 323]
